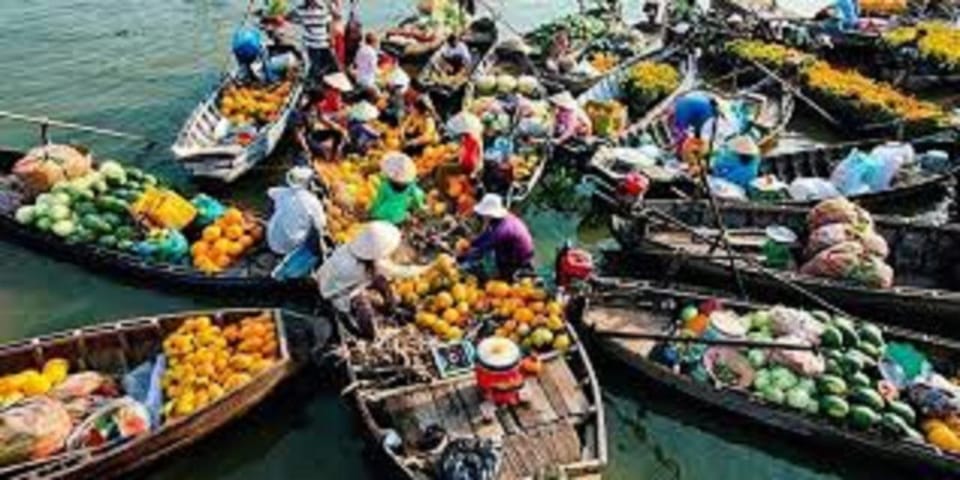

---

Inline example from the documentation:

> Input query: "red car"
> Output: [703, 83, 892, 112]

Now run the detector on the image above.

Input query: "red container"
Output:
[557, 248, 594, 288]
[475, 338, 523, 406]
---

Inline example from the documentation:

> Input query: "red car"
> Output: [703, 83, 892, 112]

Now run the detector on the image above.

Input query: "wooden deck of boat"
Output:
[582, 304, 671, 358]
[379, 354, 592, 479]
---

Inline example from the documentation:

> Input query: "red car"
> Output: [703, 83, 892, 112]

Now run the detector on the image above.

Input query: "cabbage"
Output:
[496, 74, 517, 94]
[35, 193, 54, 207]
[517, 75, 539, 95]
[51, 220, 75, 237]
[796, 378, 816, 394]
[48, 204, 71, 221]
[752, 368, 771, 391]
[749, 310, 773, 331]
[33, 204, 50, 219]
[786, 387, 811, 410]
[50, 192, 71, 207]
[770, 366, 798, 391]
[99, 161, 127, 184]
[476, 75, 497, 95]
[761, 386, 785, 405]
[36, 217, 53, 231]
[14, 206, 36, 225]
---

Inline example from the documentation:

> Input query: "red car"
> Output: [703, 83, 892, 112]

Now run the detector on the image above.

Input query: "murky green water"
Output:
[0, 2, 898, 479]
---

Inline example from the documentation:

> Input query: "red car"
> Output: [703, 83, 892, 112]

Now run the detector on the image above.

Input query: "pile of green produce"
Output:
[525, 15, 606, 54]
[14, 161, 157, 250]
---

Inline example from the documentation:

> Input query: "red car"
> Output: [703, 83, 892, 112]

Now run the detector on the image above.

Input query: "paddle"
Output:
[592, 327, 816, 351]
[740, 58, 843, 129]
[0, 110, 155, 148]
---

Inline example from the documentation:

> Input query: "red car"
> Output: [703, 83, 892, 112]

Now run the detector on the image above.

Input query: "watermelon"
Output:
[95, 196, 129, 215]
[100, 212, 123, 227]
[74, 201, 97, 216]
[880, 412, 911, 437]
[847, 371, 872, 389]
[817, 375, 847, 396]
[886, 400, 916, 425]
[857, 341, 883, 359]
[850, 387, 885, 411]
[114, 226, 137, 241]
[97, 235, 118, 248]
[36, 217, 53, 232]
[81, 214, 112, 234]
[117, 239, 135, 251]
[858, 323, 884, 347]
[820, 326, 844, 349]
[833, 318, 860, 347]
[820, 395, 850, 420]
[849, 405, 880, 430]
[761, 386, 785, 405]
[840, 351, 865, 375]
[51, 220, 76, 237]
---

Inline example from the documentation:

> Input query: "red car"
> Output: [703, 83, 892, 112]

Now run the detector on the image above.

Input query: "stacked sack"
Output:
[800, 198, 894, 288]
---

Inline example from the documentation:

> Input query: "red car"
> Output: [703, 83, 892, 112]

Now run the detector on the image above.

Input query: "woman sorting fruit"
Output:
[382, 68, 415, 125]
[368, 152, 425, 225]
[400, 96, 440, 156]
[297, 72, 354, 163]
[550, 92, 592, 146]
[266, 166, 327, 257]
[459, 193, 535, 280]
[446, 111, 485, 178]
[317, 221, 426, 339]
[345, 100, 382, 155]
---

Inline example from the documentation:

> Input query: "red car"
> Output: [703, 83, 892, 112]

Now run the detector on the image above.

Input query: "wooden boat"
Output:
[0, 148, 310, 297]
[607, 199, 960, 337]
[573, 280, 960, 477]
[381, 14, 455, 67]
[339, 316, 607, 479]
[171, 46, 305, 184]
[417, 18, 499, 118]
[0, 308, 327, 480]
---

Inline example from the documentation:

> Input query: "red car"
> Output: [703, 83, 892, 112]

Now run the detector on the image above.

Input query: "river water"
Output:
[0, 1, 899, 479]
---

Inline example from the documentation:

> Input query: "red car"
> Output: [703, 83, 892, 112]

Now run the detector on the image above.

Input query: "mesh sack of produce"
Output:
[799, 241, 864, 281]
[768, 306, 825, 344]
[13, 145, 93, 197]
[806, 223, 889, 259]
[806, 197, 872, 230]
[848, 255, 894, 289]
[768, 335, 825, 376]
[0, 396, 73, 466]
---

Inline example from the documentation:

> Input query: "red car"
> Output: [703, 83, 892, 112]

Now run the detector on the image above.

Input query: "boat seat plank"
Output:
[539, 358, 590, 418]
[503, 433, 539, 477]
[511, 380, 558, 429]
[383, 388, 443, 447]
[536, 369, 571, 419]
[585, 306, 668, 357]
[496, 407, 521, 436]
[500, 434, 532, 479]
[456, 384, 505, 440]
[430, 384, 474, 440]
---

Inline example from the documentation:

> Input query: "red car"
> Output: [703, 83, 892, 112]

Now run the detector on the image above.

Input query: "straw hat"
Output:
[286, 166, 314, 187]
[323, 72, 354, 92]
[473, 193, 509, 219]
[728, 135, 760, 156]
[548, 91, 577, 110]
[387, 68, 410, 88]
[349, 221, 402, 261]
[446, 111, 483, 136]
[380, 151, 417, 184]
[349, 101, 380, 122]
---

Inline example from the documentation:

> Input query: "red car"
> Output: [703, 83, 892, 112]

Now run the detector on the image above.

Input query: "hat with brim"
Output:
[446, 111, 483, 136]
[349, 221, 402, 261]
[349, 101, 380, 122]
[548, 91, 578, 110]
[381, 151, 417, 183]
[473, 193, 509, 219]
[286, 166, 314, 187]
[728, 135, 760, 156]
[387, 68, 410, 88]
[323, 72, 354, 92]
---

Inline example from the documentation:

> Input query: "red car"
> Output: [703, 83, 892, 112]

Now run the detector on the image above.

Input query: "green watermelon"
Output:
[818, 375, 847, 396]
[886, 400, 916, 425]
[849, 405, 880, 430]
[820, 395, 850, 420]
[850, 387, 885, 411]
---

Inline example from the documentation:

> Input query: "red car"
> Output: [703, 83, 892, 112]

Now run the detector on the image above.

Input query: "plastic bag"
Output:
[787, 177, 840, 201]
[65, 397, 151, 450]
[800, 241, 863, 280]
[870, 142, 913, 189]
[13, 145, 93, 197]
[806, 223, 889, 259]
[769, 335, 825, 377]
[768, 306, 824, 344]
[0, 396, 72, 466]
[849, 255, 894, 289]
[191, 194, 227, 227]
[830, 149, 884, 195]
[50, 372, 120, 401]
[122, 356, 166, 428]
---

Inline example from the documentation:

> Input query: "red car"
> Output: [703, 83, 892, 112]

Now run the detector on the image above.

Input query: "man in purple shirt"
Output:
[460, 194, 535, 280]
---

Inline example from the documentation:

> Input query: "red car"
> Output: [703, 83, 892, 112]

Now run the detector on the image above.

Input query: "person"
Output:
[447, 111, 484, 178]
[297, 72, 353, 162]
[352, 32, 381, 94]
[368, 152, 426, 225]
[673, 90, 718, 139]
[346, 101, 382, 154]
[545, 26, 571, 73]
[291, 0, 337, 82]
[232, 26, 272, 83]
[401, 95, 440, 155]
[382, 68, 414, 125]
[330, 10, 347, 68]
[459, 193, 535, 280]
[833, 0, 860, 30]
[266, 166, 327, 256]
[711, 135, 762, 190]
[550, 92, 592, 146]
[438, 34, 472, 75]
[317, 221, 425, 339]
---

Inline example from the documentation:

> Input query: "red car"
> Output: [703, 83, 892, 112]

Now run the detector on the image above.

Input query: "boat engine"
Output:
[555, 242, 594, 289]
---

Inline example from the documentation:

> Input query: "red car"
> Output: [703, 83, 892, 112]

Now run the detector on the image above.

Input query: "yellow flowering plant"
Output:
[883, 22, 960, 73]
[621, 61, 681, 114]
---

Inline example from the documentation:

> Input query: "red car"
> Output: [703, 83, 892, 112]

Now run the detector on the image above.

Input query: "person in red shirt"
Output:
[330, 11, 347, 70]
[447, 112, 484, 178]
[301, 72, 352, 163]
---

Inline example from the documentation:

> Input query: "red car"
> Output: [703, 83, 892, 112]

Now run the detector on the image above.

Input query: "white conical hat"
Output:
[349, 221, 402, 260]
[323, 72, 354, 91]
[349, 101, 380, 122]
[285, 166, 314, 187]
[446, 111, 483, 136]
[548, 91, 577, 109]
[476, 337, 521, 369]
[387, 68, 410, 88]
[380, 151, 417, 183]
[473, 193, 508, 219]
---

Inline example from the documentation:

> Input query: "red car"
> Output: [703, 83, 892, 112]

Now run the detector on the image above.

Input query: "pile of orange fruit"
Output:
[316, 155, 383, 244]
[190, 208, 263, 274]
[487, 278, 572, 352]
[424, 174, 476, 219]
[162, 312, 278, 420]
[588, 51, 619, 73]
[220, 80, 292, 126]
[415, 143, 458, 176]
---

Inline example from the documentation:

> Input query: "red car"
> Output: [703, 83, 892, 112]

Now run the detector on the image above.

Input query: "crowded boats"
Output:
[2, 0, 960, 478]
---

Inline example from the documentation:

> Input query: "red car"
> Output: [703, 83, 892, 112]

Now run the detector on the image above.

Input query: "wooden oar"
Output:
[741, 58, 843, 129]
[592, 327, 816, 351]
[0, 110, 153, 145]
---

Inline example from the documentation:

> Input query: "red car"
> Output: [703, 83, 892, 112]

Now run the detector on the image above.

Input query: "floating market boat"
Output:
[0, 148, 309, 297]
[417, 18, 499, 118]
[171, 47, 305, 183]
[337, 257, 607, 479]
[0, 308, 328, 480]
[381, 2, 472, 67]
[607, 199, 960, 337]
[573, 279, 960, 477]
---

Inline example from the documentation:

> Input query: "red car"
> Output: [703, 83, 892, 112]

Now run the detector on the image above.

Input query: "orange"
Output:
[456, 301, 470, 315]
[212, 238, 232, 256]
[202, 225, 222, 242]
[191, 241, 210, 258]
[225, 225, 244, 240]
[486, 281, 509, 298]
[238, 235, 255, 248]
[513, 308, 535, 324]
[434, 292, 454, 311]
[442, 308, 461, 325]
[214, 253, 232, 269]
[450, 284, 467, 302]
[226, 241, 243, 256]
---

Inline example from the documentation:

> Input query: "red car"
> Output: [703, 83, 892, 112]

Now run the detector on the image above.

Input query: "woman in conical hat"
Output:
[368, 151, 426, 225]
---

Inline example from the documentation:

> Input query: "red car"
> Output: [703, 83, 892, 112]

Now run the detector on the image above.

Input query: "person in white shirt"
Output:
[438, 34, 472, 75]
[352, 32, 380, 93]
[267, 166, 327, 256]
[317, 221, 425, 339]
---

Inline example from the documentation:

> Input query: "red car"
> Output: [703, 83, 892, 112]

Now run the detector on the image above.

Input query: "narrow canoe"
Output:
[0, 308, 328, 480]
[381, 15, 452, 68]
[339, 315, 607, 479]
[171, 46, 305, 184]
[417, 18, 499, 119]
[572, 280, 960, 477]
[0, 148, 310, 297]
[607, 199, 960, 337]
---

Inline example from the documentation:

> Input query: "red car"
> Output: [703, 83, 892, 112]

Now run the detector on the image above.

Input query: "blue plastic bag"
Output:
[191, 194, 227, 227]
[830, 149, 884, 195]
[122, 355, 166, 428]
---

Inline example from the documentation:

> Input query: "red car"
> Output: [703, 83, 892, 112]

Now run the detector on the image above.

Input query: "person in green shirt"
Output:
[368, 152, 425, 225]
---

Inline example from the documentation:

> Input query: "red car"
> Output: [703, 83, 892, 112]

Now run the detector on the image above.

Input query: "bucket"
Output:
[474, 337, 523, 406]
